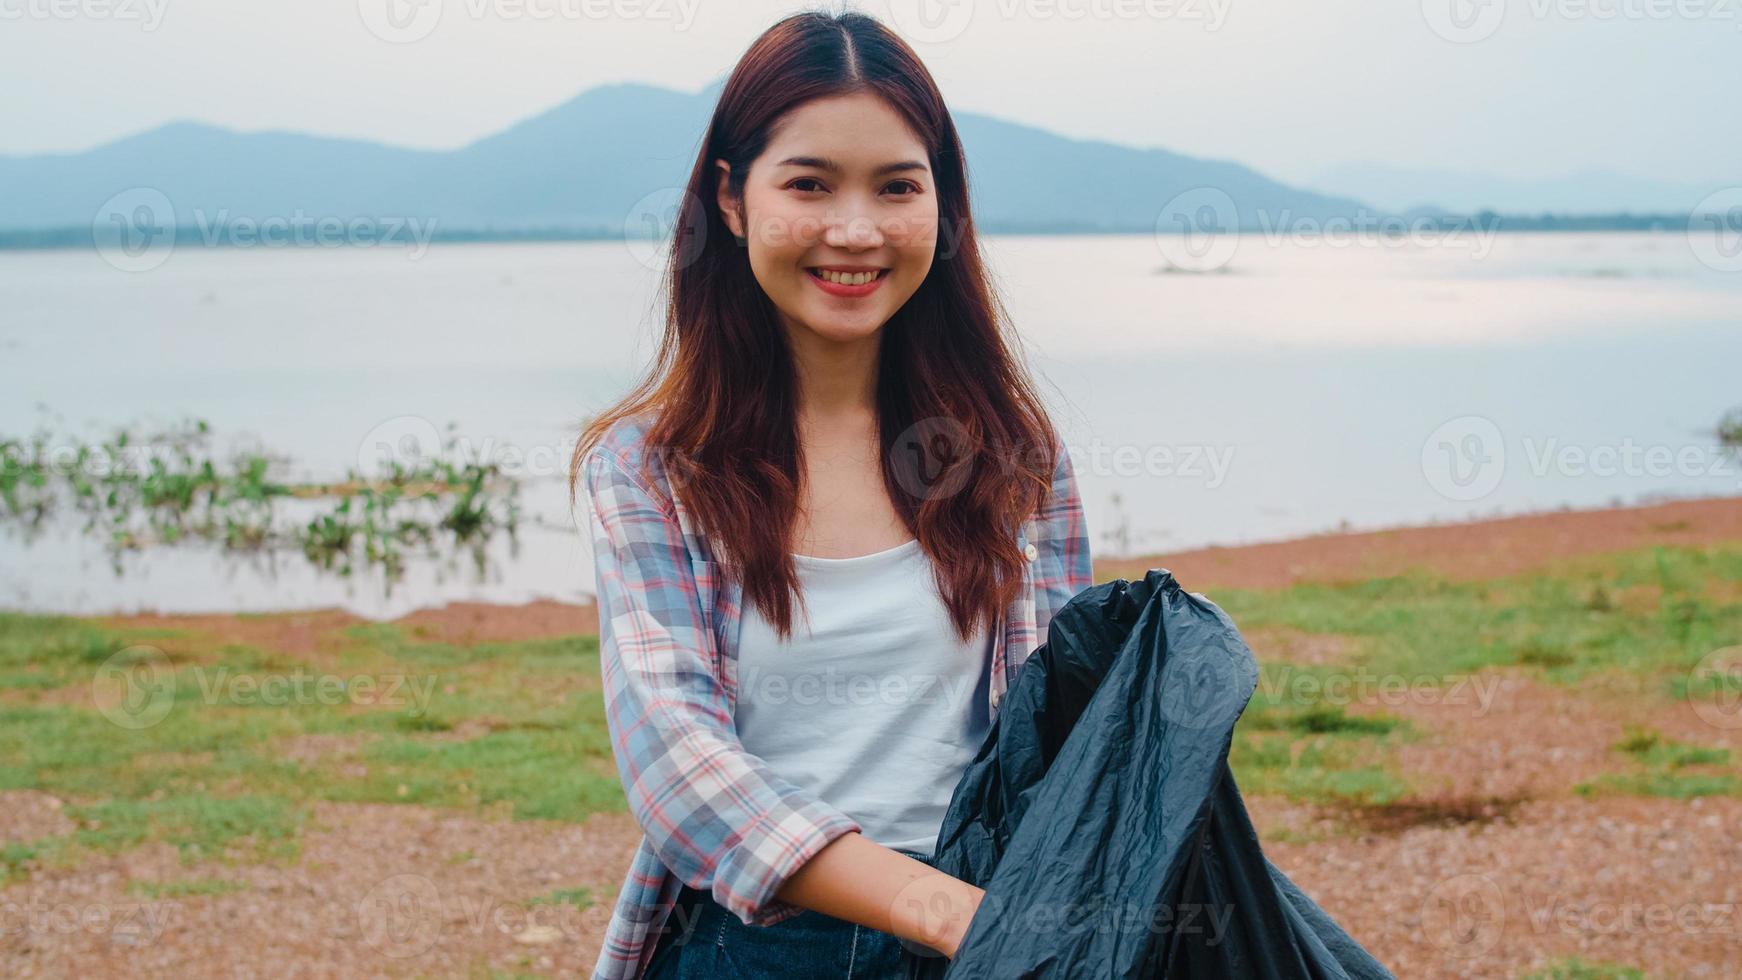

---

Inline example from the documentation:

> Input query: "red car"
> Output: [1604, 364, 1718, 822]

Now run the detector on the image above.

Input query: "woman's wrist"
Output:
[890, 870, 985, 958]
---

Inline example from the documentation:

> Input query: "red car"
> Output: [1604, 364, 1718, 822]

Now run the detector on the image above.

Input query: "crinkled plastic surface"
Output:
[908, 569, 1395, 979]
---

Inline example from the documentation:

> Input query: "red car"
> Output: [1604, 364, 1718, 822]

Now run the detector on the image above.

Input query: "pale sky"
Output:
[1, 0, 1736, 187]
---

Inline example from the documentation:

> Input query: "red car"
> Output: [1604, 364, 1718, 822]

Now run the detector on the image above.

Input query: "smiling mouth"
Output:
[806, 268, 891, 286]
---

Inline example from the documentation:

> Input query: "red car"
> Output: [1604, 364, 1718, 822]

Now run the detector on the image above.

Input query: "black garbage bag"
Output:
[907, 569, 1395, 979]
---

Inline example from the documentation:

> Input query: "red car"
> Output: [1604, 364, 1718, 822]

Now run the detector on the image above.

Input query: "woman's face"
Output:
[716, 92, 939, 348]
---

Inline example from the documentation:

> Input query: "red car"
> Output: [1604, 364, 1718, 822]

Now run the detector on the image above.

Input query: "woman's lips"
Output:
[806, 268, 889, 298]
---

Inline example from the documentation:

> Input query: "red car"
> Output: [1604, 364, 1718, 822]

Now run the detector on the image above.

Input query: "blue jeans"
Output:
[642, 848, 950, 979]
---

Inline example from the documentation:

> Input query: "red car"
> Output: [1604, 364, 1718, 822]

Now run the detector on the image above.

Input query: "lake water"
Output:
[2, 231, 1738, 617]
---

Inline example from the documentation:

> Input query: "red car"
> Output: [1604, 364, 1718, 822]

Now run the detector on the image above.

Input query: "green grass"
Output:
[1573, 724, 1740, 801]
[528, 886, 594, 909]
[0, 612, 618, 880]
[1211, 544, 1742, 809]
[1519, 957, 1645, 980]
[1211, 545, 1742, 689]
[4, 539, 1740, 881]
[126, 877, 250, 899]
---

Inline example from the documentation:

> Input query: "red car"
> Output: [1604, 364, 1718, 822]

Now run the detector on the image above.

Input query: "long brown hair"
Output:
[569, 9, 1062, 644]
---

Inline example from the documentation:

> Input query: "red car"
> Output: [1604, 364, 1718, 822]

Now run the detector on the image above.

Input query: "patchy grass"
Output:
[126, 877, 250, 899]
[1573, 724, 1739, 801]
[528, 885, 594, 909]
[1218, 544, 1742, 816]
[0, 612, 618, 880]
[0, 612, 118, 693]
[1213, 544, 1742, 701]
[1519, 957, 1645, 980]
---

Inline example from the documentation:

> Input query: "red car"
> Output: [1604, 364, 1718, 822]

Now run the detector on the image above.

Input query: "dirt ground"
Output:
[9, 494, 1742, 978]
[1108, 492, 1742, 591]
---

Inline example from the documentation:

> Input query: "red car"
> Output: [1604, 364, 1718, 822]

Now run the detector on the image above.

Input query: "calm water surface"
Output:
[1, 231, 1736, 615]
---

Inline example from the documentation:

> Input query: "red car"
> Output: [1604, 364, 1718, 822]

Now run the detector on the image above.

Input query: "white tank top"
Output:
[732, 537, 994, 854]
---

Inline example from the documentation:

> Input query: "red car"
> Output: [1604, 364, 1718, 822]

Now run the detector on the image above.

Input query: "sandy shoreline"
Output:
[92, 492, 1742, 643]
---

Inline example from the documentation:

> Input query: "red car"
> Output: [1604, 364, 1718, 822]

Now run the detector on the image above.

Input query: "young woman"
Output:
[569, 10, 1092, 979]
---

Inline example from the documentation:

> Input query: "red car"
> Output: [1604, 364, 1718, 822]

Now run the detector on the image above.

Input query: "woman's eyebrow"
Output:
[775, 155, 929, 176]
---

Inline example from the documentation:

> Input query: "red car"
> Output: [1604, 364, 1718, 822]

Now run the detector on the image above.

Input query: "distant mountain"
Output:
[0, 80, 1371, 237]
[1306, 161, 1722, 216]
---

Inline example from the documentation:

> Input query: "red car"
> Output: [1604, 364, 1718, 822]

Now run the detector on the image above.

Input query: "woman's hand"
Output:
[775, 831, 986, 959]
[929, 879, 985, 958]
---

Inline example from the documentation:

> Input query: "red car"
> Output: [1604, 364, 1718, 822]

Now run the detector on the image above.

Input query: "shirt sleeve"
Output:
[582, 447, 864, 927]
[1031, 436, 1095, 642]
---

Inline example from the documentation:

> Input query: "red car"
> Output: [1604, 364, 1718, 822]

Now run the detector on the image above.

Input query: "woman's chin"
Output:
[795, 313, 888, 345]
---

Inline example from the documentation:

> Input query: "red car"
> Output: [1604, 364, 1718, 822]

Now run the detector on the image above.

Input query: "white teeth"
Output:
[813, 269, 881, 286]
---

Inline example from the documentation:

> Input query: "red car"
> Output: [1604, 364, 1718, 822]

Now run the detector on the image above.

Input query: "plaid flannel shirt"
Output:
[581, 412, 1094, 979]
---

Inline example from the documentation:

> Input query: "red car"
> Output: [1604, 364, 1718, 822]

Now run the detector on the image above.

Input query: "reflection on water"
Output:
[1, 414, 524, 610]
[1, 231, 1737, 616]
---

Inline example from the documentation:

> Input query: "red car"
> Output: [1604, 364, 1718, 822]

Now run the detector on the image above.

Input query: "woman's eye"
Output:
[785, 178, 922, 196]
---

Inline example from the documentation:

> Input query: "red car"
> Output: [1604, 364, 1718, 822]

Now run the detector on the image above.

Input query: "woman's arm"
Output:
[584, 446, 984, 955]
[584, 447, 862, 927]
[1033, 436, 1095, 639]
[775, 831, 986, 958]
